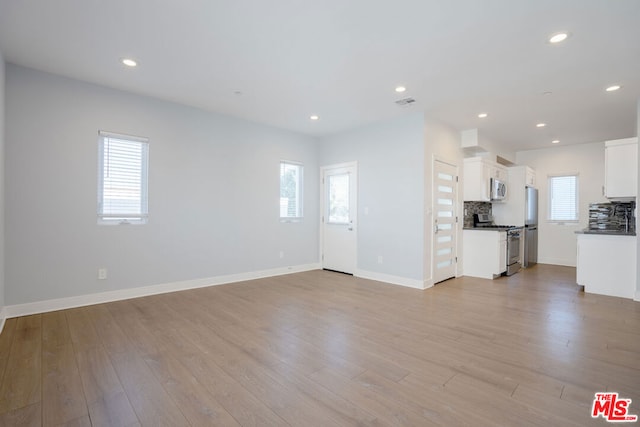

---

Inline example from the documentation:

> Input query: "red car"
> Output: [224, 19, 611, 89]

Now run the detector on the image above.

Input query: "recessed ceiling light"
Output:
[549, 32, 569, 44]
[310, 115, 319, 121]
[536, 123, 546, 128]
[478, 113, 488, 118]
[552, 140, 560, 144]
[121, 58, 137, 67]
[395, 86, 406, 93]
[606, 85, 621, 92]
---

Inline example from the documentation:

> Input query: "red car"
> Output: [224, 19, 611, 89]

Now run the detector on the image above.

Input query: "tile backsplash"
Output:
[463, 201, 492, 228]
[588, 201, 636, 232]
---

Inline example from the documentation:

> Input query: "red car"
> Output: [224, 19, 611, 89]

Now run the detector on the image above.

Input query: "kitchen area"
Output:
[575, 137, 637, 299]
[461, 157, 538, 280]
[460, 136, 638, 301]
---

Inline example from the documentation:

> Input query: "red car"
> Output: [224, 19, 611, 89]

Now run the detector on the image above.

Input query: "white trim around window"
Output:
[548, 173, 579, 223]
[97, 130, 149, 225]
[279, 160, 303, 222]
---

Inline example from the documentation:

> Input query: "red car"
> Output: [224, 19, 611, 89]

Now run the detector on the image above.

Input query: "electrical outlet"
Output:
[279, 251, 284, 259]
[98, 268, 107, 280]
[377, 255, 383, 264]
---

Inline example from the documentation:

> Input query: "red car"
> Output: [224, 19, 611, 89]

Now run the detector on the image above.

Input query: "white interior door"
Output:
[433, 160, 458, 283]
[322, 163, 357, 274]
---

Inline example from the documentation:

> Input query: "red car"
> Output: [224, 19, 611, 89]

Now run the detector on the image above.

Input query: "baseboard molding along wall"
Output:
[3, 263, 321, 320]
[355, 269, 428, 290]
[537, 257, 577, 268]
[0, 308, 6, 336]
[1, 263, 435, 334]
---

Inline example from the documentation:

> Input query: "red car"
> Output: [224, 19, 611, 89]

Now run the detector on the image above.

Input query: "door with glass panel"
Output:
[433, 160, 458, 283]
[322, 163, 357, 274]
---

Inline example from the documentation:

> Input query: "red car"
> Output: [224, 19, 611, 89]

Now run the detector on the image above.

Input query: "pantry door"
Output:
[433, 160, 458, 283]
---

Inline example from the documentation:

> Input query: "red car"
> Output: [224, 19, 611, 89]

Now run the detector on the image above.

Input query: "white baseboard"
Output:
[0, 307, 6, 335]
[355, 269, 427, 290]
[3, 263, 321, 319]
[537, 257, 576, 267]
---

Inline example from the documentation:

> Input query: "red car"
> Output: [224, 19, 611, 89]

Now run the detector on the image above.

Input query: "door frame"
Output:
[319, 161, 358, 272]
[431, 156, 461, 284]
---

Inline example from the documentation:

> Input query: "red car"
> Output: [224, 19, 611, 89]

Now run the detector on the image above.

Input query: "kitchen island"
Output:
[576, 230, 636, 299]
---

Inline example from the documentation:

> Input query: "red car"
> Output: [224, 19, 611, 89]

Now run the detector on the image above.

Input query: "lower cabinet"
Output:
[576, 234, 636, 299]
[463, 230, 507, 279]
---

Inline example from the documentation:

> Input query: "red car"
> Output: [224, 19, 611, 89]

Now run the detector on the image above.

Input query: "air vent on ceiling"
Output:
[395, 97, 416, 107]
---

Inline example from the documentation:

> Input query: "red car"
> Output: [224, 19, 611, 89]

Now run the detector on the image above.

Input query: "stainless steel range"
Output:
[473, 214, 522, 276]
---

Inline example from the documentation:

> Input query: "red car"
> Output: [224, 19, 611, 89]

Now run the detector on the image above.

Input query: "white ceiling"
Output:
[1, 0, 639, 152]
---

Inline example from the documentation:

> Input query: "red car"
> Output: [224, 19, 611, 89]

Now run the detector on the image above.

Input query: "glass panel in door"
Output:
[328, 174, 350, 224]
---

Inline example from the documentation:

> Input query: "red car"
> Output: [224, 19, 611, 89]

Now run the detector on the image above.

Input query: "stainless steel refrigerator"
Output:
[524, 186, 538, 267]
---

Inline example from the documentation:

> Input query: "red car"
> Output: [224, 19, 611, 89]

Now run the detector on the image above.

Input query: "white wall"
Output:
[637, 99, 640, 300]
[424, 118, 464, 283]
[5, 64, 319, 305]
[516, 142, 607, 266]
[319, 114, 425, 285]
[0, 53, 5, 313]
[461, 128, 516, 164]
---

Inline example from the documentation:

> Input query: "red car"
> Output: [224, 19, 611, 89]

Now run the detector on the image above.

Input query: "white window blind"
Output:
[98, 131, 149, 224]
[548, 174, 578, 222]
[280, 161, 303, 220]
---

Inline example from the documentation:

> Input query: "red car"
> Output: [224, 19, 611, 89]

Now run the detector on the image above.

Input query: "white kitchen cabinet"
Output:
[499, 235, 507, 273]
[492, 165, 536, 226]
[463, 230, 507, 279]
[525, 167, 536, 188]
[493, 164, 508, 181]
[604, 137, 637, 199]
[463, 157, 490, 201]
[463, 157, 508, 202]
[576, 233, 636, 299]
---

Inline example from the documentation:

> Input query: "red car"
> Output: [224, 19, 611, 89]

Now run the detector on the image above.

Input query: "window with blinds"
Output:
[548, 174, 578, 222]
[280, 161, 303, 220]
[97, 131, 149, 224]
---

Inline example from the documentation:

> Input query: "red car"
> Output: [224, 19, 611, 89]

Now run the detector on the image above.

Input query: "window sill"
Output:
[547, 221, 579, 226]
[98, 219, 148, 226]
[280, 218, 303, 223]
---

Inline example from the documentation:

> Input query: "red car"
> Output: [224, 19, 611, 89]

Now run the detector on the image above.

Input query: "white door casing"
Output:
[433, 160, 458, 283]
[321, 162, 357, 274]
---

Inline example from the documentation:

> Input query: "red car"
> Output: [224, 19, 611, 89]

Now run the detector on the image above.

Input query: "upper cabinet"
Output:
[492, 165, 536, 226]
[604, 137, 638, 200]
[463, 158, 490, 201]
[492, 163, 508, 181]
[525, 167, 536, 188]
[463, 157, 508, 202]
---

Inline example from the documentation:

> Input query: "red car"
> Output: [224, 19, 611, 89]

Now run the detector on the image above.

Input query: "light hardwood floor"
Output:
[0, 264, 638, 426]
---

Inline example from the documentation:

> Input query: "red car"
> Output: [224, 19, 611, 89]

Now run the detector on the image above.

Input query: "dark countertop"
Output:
[575, 229, 636, 236]
[463, 226, 523, 231]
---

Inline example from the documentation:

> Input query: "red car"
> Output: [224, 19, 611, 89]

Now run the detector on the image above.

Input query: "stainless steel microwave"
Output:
[491, 178, 507, 201]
